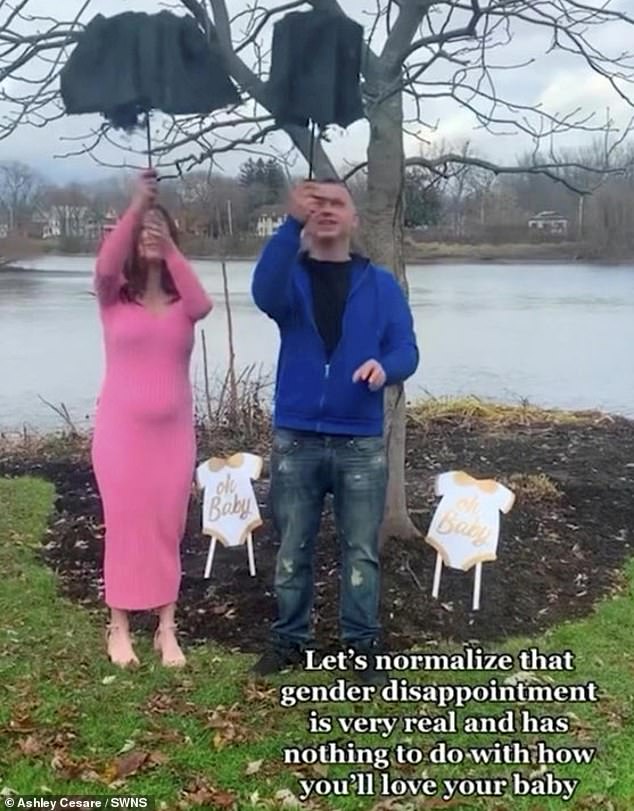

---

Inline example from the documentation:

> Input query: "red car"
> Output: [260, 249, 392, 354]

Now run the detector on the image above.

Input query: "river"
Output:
[1, 255, 633, 430]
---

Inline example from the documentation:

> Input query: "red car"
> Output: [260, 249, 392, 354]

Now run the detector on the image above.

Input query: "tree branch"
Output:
[401, 0, 482, 62]
[379, 0, 436, 72]
[199, 0, 338, 177]
[405, 153, 627, 195]
[235, 1, 308, 55]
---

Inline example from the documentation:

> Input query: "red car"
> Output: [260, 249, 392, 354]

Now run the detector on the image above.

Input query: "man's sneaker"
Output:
[349, 641, 390, 687]
[251, 643, 303, 677]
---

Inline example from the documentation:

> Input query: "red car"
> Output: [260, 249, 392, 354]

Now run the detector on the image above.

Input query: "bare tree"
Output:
[178, 170, 248, 236]
[3, 1, 634, 540]
[466, 167, 496, 228]
[0, 160, 43, 233]
[83, 175, 132, 222]
[40, 181, 90, 237]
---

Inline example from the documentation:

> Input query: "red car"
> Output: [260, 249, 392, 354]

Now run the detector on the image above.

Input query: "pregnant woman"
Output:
[92, 169, 213, 668]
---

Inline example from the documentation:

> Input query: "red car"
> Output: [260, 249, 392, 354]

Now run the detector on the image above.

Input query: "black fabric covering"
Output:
[60, 11, 240, 129]
[305, 258, 352, 358]
[268, 10, 364, 129]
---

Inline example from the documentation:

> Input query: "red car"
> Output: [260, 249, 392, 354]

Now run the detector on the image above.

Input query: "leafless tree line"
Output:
[0, 160, 271, 240]
[6, 139, 634, 255]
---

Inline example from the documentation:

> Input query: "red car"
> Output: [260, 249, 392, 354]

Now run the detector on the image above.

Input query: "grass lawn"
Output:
[1, 475, 633, 810]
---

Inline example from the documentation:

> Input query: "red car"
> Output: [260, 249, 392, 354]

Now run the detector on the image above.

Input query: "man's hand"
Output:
[353, 359, 386, 392]
[287, 181, 319, 224]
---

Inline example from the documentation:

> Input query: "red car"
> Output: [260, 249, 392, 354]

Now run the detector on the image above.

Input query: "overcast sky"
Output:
[2, 0, 633, 183]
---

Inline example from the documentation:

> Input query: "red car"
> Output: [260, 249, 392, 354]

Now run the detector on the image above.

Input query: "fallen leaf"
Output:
[101, 675, 117, 685]
[50, 750, 86, 780]
[140, 727, 185, 746]
[145, 691, 192, 716]
[7, 711, 36, 733]
[566, 711, 595, 742]
[209, 790, 237, 809]
[243, 682, 277, 704]
[111, 749, 149, 780]
[213, 731, 226, 750]
[207, 704, 252, 748]
[312, 762, 329, 778]
[274, 789, 301, 809]
[369, 800, 405, 811]
[182, 778, 236, 808]
[79, 769, 102, 784]
[18, 735, 43, 756]
[572, 796, 616, 811]
[369, 798, 465, 811]
[148, 751, 169, 766]
[52, 728, 78, 748]
[100, 765, 118, 786]
[596, 695, 630, 730]
[246, 759, 263, 775]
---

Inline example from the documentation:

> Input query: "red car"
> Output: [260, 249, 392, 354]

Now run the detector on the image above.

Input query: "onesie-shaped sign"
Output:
[425, 471, 515, 610]
[196, 452, 263, 578]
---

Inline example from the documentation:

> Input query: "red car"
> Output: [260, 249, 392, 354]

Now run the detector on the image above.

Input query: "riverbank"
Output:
[403, 240, 596, 263]
[2, 238, 627, 269]
[2, 398, 634, 809]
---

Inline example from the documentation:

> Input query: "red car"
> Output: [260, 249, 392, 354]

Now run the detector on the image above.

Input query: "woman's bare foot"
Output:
[106, 624, 139, 668]
[154, 625, 186, 668]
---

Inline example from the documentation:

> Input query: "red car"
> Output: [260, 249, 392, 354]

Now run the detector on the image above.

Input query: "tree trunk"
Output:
[363, 83, 420, 544]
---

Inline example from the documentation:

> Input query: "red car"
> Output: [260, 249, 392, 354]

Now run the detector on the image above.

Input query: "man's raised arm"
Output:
[251, 182, 316, 323]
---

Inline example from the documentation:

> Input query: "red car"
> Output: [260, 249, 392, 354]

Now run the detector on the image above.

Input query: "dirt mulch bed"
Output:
[1, 414, 633, 654]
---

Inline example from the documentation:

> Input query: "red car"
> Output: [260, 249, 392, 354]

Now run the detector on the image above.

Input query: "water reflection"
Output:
[1, 258, 633, 429]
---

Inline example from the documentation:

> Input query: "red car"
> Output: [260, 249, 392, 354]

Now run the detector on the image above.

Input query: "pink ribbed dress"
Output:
[91, 207, 213, 611]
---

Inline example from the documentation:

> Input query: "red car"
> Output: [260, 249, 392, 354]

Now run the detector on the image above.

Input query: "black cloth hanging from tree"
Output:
[267, 9, 365, 177]
[60, 10, 240, 163]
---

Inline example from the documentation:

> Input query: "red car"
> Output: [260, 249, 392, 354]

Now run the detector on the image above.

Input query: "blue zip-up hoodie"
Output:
[251, 217, 420, 436]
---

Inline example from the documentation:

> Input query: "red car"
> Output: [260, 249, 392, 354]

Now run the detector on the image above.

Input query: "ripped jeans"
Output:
[269, 428, 388, 648]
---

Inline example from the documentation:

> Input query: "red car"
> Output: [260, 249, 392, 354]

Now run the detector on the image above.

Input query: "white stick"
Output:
[432, 552, 442, 599]
[473, 562, 482, 611]
[247, 533, 256, 577]
[204, 537, 217, 579]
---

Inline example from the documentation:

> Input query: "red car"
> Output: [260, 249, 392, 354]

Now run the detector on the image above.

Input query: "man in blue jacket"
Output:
[251, 179, 419, 684]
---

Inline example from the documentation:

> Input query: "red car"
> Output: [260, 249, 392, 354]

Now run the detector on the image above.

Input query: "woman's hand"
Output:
[143, 210, 173, 256]
[131, 169, 158, 212]
[145, 211, 172, 248]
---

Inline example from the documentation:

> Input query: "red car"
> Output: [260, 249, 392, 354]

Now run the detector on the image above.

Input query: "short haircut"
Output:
[313, 177, 354, 200]
[315, 176, 348, 188]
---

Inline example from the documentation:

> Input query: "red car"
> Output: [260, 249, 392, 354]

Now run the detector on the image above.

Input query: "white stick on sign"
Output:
[204, 537, 217, 579]
[432, 552, 442, 599]
[247, 532, 256, 577]
[473, 562, 482, 612]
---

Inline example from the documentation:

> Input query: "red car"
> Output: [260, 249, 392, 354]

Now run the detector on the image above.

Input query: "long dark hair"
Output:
[120, 204, 181, 303]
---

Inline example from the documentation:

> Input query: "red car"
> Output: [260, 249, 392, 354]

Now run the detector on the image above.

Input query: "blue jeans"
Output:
[269, 428, 388, 648]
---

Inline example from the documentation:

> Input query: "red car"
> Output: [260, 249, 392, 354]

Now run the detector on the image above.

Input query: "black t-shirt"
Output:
[305, 258, 352, 358]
